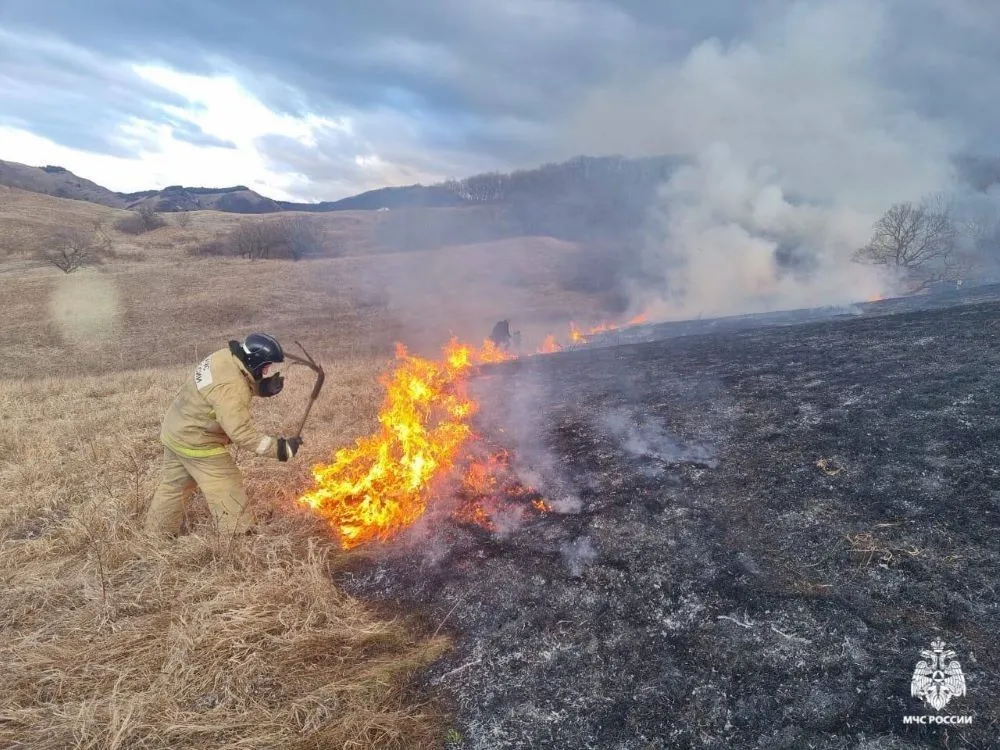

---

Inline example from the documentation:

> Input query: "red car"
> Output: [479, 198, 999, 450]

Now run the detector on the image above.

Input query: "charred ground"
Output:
[337, 292, 1000, 749]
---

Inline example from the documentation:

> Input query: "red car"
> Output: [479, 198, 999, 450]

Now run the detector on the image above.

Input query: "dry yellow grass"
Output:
[0, 362, 452, 749]
[0, 187, 119, 263]
[2, 192, 605, 377]
[0, 185, 386, 263]
[0, 186, 614, 749]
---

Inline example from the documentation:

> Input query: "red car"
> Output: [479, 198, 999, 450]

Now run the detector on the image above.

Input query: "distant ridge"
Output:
[3, 153, 996, 217]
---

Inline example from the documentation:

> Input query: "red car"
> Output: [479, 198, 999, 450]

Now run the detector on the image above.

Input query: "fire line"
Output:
[296, 338, 530, 548]
[297, 310, 651, 549]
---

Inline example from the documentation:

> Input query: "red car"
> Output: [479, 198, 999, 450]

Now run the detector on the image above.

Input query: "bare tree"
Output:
[116, 204, 167, 235]
[279, 216, 323, 259]
[187, 238, 231, 258]
[854, 200, 971, 291]
[175, 211, 192, 229]
[224, 216, 322, 261]
[37, 229, 104, 273]
[137, 204, 167, 231]
[91, 219, 114, 251]
[228, 220, 271, 260]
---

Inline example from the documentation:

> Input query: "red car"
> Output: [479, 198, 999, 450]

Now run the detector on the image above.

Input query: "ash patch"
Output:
[336, 299, 1000, 749]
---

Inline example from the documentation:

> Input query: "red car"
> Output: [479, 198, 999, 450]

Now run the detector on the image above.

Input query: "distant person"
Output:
[144, 333, 303, 538]
[489, 319, 521, 351]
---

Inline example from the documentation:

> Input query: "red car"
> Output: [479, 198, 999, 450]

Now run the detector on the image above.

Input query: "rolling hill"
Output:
[0, 155, 684, 222]
[0, 160, 126, 208]
[0, 160, 284, 213]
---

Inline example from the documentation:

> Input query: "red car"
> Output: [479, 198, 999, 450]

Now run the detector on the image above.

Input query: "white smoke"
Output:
[469, 368, 584, 516]
[489, 505, 528, 540]
[559, 536, 597, 578]
[597, 406, 717, 469]
[569, 0, 965, 318]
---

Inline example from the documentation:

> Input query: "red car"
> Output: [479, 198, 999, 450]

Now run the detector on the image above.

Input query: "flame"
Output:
[477, 338, 516, 364]
[537, 335, 562, 354]
[296, 307, 651, 547]
[454, 448, 550, 532]
[452, 502, 494, 530]
[298, 339, 501, 548]
[297, 336, 530, 548]
[538, 309, 651, 352]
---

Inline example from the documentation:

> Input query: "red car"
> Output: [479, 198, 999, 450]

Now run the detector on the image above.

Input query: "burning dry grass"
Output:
[0, 185, 636, 748]
[0, 366, 449, 749]
[297, 339, 524, 550]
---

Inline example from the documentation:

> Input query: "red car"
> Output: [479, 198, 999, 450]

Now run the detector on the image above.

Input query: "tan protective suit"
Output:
[145, 346, 281, 536]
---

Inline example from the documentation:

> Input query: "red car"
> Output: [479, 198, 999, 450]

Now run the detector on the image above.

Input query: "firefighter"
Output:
[489, 319, 521, 351]
[144, 333, 303, 537]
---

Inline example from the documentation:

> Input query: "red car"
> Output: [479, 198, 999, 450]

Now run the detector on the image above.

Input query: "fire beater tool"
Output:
[284, 341, 325, 439]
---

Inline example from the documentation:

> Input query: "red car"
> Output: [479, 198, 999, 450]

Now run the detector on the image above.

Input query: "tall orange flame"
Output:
[297, 339, 514, 549]
[298, 308, 650, 547]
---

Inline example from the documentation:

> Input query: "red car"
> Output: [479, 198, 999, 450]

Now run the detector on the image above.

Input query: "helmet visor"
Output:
[260, 361, 288, 379]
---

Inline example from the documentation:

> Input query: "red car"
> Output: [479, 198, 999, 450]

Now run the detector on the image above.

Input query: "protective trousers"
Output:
[145, 447, 253, 537]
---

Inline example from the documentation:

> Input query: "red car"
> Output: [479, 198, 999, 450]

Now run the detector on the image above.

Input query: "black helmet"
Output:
[229, 332, 284, 380]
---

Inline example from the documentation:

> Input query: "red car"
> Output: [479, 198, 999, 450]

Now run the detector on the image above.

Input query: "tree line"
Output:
[438, 155, 684, 243]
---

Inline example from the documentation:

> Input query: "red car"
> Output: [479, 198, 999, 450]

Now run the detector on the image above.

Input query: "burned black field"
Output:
[338, 295, 1000, 749]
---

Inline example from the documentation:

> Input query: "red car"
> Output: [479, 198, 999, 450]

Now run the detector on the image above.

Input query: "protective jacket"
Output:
[160, 347, 279, 460]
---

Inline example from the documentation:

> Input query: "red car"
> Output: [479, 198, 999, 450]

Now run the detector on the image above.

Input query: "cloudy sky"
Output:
[0, 0, 997, 202]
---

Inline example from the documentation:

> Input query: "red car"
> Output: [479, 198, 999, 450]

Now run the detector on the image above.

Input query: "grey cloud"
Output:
[0, 28, 190, 156]
[0, 0, 998, 200]
[0, 1, 645, 188]
[0, 0, 642, 119]
[167, 119, 237, 150]
[256, 131, 396, 200]
[256, 114, 510, 201]
[878, 0, 1000, 152]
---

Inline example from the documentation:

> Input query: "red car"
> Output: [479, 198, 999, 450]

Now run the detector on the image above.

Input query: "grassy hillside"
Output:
[0, 160, 126, 208]
[0, 184, 618, 747]
[127, 185, 284, 214]
[1, 187, 613, 367]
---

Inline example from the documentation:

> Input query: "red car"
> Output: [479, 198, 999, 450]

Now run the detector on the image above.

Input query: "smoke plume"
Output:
[470, 367, 583, 520]
[597, 406, 717, 470]
[560, 536, 597, 578]
[569, 0, 965, 319]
